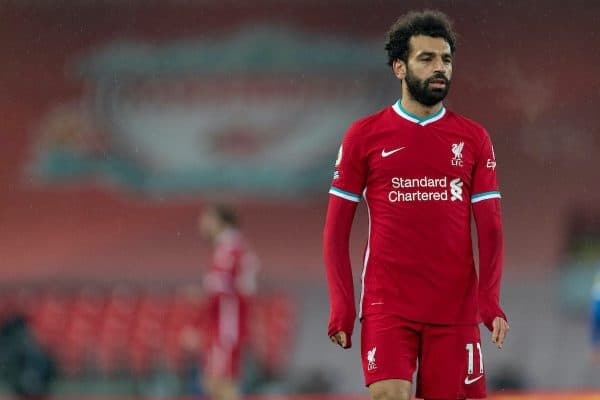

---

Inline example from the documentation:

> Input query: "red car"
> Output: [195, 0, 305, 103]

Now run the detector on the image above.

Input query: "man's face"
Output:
[401, 35, 453, 106]
[199, 209, 220, 241]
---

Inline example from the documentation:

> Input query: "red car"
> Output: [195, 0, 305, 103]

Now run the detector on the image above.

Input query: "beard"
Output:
[404, 68, 451, 107]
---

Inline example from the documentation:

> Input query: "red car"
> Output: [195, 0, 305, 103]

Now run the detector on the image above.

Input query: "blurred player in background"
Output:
[199, 204, 259, 400]
[591, 269, 600, 363]
[324, 10, 509, 400]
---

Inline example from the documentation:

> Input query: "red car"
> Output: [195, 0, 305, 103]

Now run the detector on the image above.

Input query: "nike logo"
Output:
[381, 147, 405, 158]
[464, 375, 484, 385]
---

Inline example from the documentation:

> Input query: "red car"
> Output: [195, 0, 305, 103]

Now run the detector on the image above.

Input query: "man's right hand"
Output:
[330, 331, 349, 348]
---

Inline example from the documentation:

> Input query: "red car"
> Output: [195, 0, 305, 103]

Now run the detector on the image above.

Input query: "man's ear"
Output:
[392, 59, 406, 80]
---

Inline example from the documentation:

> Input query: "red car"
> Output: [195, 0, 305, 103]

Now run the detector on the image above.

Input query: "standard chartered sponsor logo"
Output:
[388, 176, 463, 203]
[450, 178, 463, 201]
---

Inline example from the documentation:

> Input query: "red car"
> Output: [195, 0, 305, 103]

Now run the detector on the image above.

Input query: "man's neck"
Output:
[214, 226, 238, 244]
[400, 94, 443, 120]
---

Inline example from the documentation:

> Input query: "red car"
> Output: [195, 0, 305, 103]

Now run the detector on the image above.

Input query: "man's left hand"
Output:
[491, 317, 509, 349]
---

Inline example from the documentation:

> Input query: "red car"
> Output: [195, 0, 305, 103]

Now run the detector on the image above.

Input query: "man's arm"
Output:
[473, 198, 509, 348]
[323, 194, 359, 349]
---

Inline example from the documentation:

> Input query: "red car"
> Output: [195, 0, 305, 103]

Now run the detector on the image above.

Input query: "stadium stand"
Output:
[0, 285, 294, 384]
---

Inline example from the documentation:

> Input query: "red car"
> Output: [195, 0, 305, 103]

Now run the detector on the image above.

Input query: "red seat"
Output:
[31, 290, 73, 354]
[61, 288, 107, 375]
[96, 287, 139, 374]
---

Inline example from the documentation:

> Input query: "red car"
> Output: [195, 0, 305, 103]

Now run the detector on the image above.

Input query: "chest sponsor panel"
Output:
[368, 134, 475, 204]
[387, 176, 465, 203]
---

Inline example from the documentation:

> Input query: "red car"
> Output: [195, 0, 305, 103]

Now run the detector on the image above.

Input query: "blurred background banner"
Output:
[31, 27, 382, 197]
[1, 0, 600, 397]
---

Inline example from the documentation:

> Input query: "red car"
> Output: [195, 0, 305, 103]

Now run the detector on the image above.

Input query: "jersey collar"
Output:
[215, 227, 241, 246]
[392, 100, 446, 126]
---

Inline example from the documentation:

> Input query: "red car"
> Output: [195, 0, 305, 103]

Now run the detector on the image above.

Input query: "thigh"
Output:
[205, 296, 243, 380]
[368, 379, 412, 400]
[416, 324, 486, 399]
[361, 314, 420, 387]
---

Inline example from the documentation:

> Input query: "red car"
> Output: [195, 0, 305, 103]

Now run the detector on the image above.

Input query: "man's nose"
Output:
[433, 58, 447, 73]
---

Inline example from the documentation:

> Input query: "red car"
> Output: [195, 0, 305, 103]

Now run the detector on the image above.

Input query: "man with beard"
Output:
[324, 10, 509, 400]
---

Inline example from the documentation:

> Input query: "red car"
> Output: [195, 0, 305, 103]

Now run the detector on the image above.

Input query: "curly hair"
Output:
[213, 204, 239, 227]
[385, 10, 457, 67]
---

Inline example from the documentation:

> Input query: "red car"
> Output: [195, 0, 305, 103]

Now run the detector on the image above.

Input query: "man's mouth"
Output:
[428, 78, 447, 89]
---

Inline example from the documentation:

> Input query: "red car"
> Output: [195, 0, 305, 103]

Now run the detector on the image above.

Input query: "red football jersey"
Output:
[329, 101, 501, 325]
[203, 228, 259, 298]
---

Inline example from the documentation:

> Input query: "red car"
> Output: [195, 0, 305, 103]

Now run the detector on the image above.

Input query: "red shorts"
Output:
[361, 314, 486, 399]
[204, 294, 246, 379]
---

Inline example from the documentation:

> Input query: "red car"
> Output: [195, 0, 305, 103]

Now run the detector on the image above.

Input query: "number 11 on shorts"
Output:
[465, 342, 484, 374]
